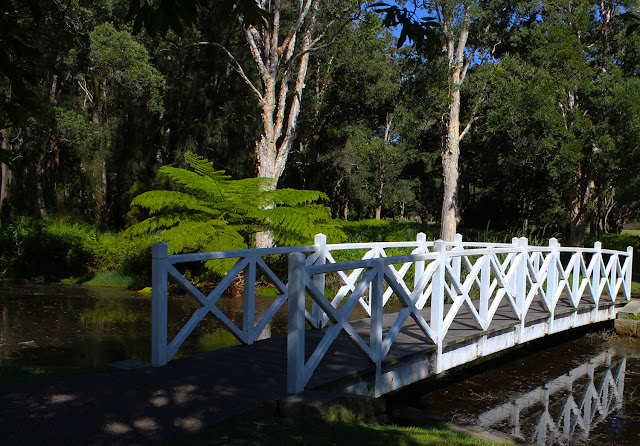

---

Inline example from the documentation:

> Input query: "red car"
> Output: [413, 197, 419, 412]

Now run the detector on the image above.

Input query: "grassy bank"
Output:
[170, 417, 502, 446]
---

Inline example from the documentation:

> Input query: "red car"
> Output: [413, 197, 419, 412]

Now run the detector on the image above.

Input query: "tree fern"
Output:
[127, 152, 343, 273]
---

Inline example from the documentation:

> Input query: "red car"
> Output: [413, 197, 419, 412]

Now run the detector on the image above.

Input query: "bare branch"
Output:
[206, 42, 264, 102]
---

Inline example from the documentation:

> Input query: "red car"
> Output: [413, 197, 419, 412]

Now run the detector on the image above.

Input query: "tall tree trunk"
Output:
[441, 87, 462, 241]
[439, 11, 473, 241]
[36, 150, 49, 220]
[0, 130, 11, 217]
[569, 176, 595, 246]
[242, 0, 321, 247]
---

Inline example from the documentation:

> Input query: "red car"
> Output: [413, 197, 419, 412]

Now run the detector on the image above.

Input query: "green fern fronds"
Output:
[127, 151, 342, 272]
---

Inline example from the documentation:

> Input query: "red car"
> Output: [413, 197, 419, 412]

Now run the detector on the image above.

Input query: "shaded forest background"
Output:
[1, 0, 640, 283]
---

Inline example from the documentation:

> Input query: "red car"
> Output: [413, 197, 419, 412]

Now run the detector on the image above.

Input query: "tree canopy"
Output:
[1, 0, 639, 249]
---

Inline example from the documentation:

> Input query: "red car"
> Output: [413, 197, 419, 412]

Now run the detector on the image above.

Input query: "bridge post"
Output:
[288, 252, 307, 394]
[572, 251, 580, 306]
[152, 242, 169, 367]
[432, 240, 446, 372]
[547, 238, 559, 332]
[452, 234, 463, 287]
[414, 232, 426, 289]
[312, 233, 327, 329]
[371, 264, 384, 397]
[480, 250, 490, 330]
[625, 246, 633, 299]
[516, 238, 528, 341]
[244, 258, 257, 343]
[593, 242, 602, 305]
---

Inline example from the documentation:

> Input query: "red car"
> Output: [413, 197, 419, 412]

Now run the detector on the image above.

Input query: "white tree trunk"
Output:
[439, 10, 473, 241]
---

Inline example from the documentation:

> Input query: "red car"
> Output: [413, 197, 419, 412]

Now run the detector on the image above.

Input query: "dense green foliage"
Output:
[0, 215, 153, 285]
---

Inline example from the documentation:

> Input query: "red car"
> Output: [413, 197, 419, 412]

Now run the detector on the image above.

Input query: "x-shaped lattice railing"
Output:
[151, 234, 633, 378]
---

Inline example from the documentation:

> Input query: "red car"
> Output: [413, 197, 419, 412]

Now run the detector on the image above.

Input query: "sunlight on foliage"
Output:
[127, 152, 341, 273]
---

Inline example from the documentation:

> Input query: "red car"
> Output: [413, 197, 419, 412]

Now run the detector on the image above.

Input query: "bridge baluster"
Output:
[593, 242, 602, 305]
[516, 238, 528, 335]
[432, 240, 446, 372]
[151, 242, 169, 367]
[547, 238, 559, 328]
[287, 252, 307, 394]
[311, 233, 327, 329]
[625, 246, 633, 299]
[414, 232, 427, 292]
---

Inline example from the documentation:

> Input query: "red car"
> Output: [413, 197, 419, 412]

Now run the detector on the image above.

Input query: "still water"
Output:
[387, 332, 640, 445]
[0, 282, 289, 367]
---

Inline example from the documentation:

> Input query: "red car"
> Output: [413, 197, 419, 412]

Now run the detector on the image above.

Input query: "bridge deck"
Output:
[170, 293, 623, 396]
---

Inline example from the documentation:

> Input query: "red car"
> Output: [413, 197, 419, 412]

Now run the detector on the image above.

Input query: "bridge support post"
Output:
[312, 234, 327, 329]
[244, 259, 257, 343]
[415, 233, 427, 308]
[452, 234, 463, 285]
[432, 240, 446, 372]
[547, 238, 559, 332]
[516, 238, 528, 342]
[625, 246, 633, 299]
[288, 252, 307, 394]
[593, 242, 602, 305]
[152, 242, 169, 367]
[371, 264, 384, 397]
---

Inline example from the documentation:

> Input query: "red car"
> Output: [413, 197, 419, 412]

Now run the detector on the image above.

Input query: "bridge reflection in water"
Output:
[477, 348, 626, 445]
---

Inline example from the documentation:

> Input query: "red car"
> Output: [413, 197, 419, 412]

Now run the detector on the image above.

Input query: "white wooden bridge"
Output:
[151, 234, 633, 397]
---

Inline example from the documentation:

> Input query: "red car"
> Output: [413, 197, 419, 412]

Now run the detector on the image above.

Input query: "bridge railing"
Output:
[151, 234, 633, 388]
[287, 237, 633, 394]
[151, 232, 446, 366]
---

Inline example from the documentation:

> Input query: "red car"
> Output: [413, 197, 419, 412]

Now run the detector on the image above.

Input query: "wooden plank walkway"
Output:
[166, 292, 625, 393]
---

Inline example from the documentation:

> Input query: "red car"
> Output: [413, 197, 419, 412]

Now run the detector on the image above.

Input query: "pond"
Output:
[386, 330, 640, 446]
[0, 282, 291, 367]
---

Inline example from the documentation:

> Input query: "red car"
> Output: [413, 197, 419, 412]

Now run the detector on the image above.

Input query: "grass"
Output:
[633, 280, 640, 296]
[169, 417, 503, 446]
[0, 365, 105, 385]
[83, 271, 144, 288]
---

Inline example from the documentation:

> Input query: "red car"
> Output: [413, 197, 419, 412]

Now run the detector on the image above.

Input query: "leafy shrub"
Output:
[0, 215, 154, 285]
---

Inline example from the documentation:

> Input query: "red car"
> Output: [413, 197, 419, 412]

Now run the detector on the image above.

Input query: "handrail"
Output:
[151, 233, 634, 394]
[286, 236, 633, 395]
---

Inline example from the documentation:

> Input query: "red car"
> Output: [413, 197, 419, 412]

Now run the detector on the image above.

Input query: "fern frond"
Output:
[131, 190, 221, 216]
[264, 189, 329, 206]
[125, 213, 210, 236]
[265, 204, 334, 245]
[161, 219, 244, 254]
[158, 166, 227, 200]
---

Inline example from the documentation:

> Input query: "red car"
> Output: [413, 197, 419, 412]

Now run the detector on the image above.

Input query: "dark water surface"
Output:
[0, 282, 290, 367]
[386, 331, 640, 445]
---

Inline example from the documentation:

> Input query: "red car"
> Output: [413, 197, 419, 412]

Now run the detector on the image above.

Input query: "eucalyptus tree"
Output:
[404, 0, 506, 240]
